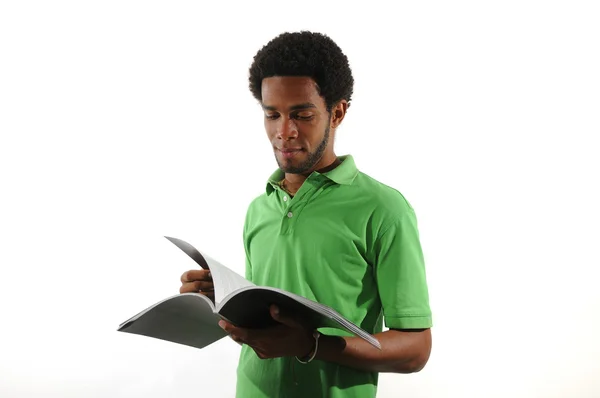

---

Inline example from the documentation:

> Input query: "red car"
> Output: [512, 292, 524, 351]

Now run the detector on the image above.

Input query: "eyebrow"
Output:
[261, 102, 317, 112]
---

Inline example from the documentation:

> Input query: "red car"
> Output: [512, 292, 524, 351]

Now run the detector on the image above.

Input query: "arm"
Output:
[219, 308, 432, 373]
[315, 204, 433, 373]
[315, 328, 431, 373]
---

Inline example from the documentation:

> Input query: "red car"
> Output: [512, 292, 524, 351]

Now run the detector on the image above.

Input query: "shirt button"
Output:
[287, 212, 293, 218]
[283, 196, 288, 202]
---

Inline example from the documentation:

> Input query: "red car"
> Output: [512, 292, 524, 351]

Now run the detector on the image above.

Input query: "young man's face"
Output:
[261, 76, 336, 175]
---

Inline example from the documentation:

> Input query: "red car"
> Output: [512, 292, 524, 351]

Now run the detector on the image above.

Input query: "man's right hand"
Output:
[180, 270, 214, 300]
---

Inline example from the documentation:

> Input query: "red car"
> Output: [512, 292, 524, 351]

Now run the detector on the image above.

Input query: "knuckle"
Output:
[180, 271, 189, 283]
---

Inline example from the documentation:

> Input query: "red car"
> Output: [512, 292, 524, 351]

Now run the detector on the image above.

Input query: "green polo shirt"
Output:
[235, 155, 432, 398]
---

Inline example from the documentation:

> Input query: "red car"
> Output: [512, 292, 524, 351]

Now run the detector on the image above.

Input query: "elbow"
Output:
[392, 342, 432, 374]
[393, 352, 429, 374]
[404, 329, 432, 373]
[407, 352, 430, 373]
[383, 328, 433, 374]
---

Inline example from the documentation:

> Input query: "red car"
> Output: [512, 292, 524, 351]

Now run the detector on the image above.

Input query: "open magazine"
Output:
[117, 236, 381, 350]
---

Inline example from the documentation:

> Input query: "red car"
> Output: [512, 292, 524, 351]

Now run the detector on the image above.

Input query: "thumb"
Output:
[270, 305, 301, 328]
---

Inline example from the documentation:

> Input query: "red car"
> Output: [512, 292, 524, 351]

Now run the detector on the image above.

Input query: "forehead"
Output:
[261, 76, 325, 109]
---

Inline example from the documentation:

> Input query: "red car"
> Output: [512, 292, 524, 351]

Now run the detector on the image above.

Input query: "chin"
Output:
[277, 156, 299, 167]
[275, 152, 317, 174]
[277, 162, 297, 173]
[280, 163, 313, 175]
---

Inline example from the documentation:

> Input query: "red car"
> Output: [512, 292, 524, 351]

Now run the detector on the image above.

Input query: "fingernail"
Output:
[273, 306, 279, 315]
[218, 320, 225, 329]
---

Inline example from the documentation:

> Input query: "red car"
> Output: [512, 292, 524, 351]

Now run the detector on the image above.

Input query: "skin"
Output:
[180, 269, 214, 301]
[179, 76, 432, 374]
[260, 75, 345, 195]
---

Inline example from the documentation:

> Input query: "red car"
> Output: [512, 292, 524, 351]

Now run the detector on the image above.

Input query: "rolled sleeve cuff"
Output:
[385, 315, 433, 329]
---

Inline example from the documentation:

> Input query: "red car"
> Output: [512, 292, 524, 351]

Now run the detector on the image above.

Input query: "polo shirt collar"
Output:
[323, 155, 359, 185]
[266, 155, 359, 194]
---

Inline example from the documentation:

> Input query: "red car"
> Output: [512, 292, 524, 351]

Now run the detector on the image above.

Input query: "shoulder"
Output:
[243, 191, 271, 226]
[353, 170, 416, 221]
[245, 192, 267, 213]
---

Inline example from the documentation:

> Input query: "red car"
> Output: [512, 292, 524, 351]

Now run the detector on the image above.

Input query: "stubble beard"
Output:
[276, 125, 330, 174]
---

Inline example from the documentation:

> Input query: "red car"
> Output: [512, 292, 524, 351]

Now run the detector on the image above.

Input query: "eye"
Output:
[294, 112, 315, 121]
[265, 113, 279, 120]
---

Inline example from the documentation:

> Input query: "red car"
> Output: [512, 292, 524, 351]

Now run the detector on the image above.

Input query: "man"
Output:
[179, 31, 432, 397]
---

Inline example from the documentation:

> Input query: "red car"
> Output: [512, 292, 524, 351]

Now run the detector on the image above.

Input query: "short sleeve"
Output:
[243, 206, 253, 282]
[374, 208, 432, 329]
[244, 248, 252, 282]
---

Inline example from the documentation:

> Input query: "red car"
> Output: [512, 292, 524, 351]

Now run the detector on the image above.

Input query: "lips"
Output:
[278, 148, 302, 159]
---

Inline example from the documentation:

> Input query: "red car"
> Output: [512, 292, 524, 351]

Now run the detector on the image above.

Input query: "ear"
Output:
[330, 100, 348, 129]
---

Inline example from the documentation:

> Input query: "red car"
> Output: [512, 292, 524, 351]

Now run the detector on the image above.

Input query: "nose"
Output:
[276, 118, 298, 140]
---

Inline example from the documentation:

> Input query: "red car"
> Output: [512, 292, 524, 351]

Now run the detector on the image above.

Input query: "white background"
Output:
[1, 1, 599, 397]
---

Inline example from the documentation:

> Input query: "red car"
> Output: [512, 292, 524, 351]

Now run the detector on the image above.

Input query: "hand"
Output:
[218, 305, 315, 360]
[179, 269, 214, 300]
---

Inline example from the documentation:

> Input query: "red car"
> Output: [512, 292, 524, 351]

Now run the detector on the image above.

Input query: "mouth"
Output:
[278, 148, 303, 159]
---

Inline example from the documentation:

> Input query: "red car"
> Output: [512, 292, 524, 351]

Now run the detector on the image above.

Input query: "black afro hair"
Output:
[248, 31, 354, 112]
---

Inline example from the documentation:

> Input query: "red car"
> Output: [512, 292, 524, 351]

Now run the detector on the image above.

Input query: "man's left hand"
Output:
[218, 304, 315, 360]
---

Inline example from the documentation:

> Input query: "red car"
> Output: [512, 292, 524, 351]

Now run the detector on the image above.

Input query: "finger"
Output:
[179, 281, 213, 293]
[180, 269, 212, 283]
[253, 348, 270, 360]
[179, 280, 214, 293]
[270, 305, 302, 328]
[218, 320, 233, 332]
[228, 335, 244, 346]
[219, 321, 249, 342]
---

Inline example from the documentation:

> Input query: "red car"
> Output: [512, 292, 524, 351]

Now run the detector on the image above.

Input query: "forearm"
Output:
[314, 328, 431, 373]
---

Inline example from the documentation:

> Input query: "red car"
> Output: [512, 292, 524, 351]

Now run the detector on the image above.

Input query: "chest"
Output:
[245, 188, 378, 296]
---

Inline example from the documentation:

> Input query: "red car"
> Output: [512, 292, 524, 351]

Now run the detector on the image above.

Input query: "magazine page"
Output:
[165, 236, 254, 305]
[118, 293, 227, 349]
[201, 253, 255, 305]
